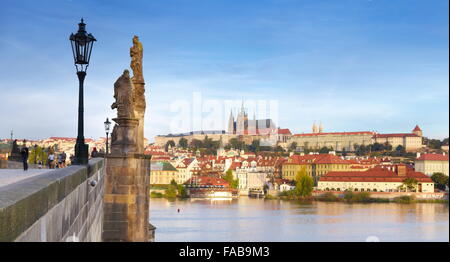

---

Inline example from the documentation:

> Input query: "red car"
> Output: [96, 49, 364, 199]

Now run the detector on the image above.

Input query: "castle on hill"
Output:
[227, 102, 276, 135]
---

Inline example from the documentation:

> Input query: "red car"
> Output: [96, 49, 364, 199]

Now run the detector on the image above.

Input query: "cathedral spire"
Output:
[312, 121, 318, 133]
[227, 110, 235, 134]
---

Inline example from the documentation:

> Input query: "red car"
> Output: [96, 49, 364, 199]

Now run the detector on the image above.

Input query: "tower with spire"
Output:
[227, 99, 276, 135]
[236, 101, 247, 135]
[227, 110, 235, 134]
[412, 125, 423, 137]
[312, 122, 318, 133]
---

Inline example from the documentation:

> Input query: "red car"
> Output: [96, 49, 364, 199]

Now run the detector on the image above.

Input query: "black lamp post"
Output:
[104, 118, 111, 155]
[70, 19, 96, 165]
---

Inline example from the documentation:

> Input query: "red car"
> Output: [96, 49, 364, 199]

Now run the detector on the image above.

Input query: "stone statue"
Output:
[8, 139, 22, 162]
[130, 35, 144, 83]
[129, 35, 146, 153]
[103, 36, 150, 243]
[11, 139, 20, 154]
[111, 125, 118, 144]
[111, 69, 135, 119]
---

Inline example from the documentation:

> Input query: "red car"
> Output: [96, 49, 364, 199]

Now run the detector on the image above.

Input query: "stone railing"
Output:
[0, 158, 105, 242]
[0, 159, 41, 169]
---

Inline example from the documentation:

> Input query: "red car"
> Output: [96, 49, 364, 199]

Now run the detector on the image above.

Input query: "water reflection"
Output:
[149, 197, 449, 242]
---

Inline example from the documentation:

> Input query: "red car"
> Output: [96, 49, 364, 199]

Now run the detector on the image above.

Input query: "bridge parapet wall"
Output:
[0, 158, 105, 242]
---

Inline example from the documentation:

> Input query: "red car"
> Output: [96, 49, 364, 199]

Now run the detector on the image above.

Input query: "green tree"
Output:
[354, 144, 369, 156]
[395, 145, 406, 155]
[178, 138, 188, 149]
[202, 136, 220, 155]
[177, 184, 189, 198]
[425, 138, 443, 149]
[228, 138, 245, 150]
[294, 167, 314, 197]
[223, 170, 239, 189]
[28, 145, 48, 165]
[289, 142, 297, 152]
[274, 146, 284, 153]
[318, 146, 331, 154]
[371, 142, 383, 152]
[248, 139, 260, 153]
[401, 178, 419, 192]
[164, 186, 177, 198]
[165, 140, 176, 151]
[431, 172, 449, 191]
[190, 139, 203, 150]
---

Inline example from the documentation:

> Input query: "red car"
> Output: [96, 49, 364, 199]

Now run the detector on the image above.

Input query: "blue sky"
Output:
[0, 0, 448, 141]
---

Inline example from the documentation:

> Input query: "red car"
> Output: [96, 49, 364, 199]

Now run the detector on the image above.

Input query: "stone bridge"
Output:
[0, 159, 105, 241]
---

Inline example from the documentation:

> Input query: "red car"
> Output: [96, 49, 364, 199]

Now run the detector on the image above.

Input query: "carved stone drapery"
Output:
[130, 35, 146, 153]
[130, 35, 144, 84]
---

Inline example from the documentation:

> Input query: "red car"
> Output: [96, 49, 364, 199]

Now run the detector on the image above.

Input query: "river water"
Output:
[149, 197, 449, 242]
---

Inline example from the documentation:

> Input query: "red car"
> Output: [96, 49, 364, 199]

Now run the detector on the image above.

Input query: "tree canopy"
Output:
[431, 172, 449, 191]
[223, 170, 239, 189]
[294, 167, 314, 197]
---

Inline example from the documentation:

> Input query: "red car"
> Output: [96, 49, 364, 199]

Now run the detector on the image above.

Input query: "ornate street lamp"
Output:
[70, 18, 96, 165]
[104, 118, 111, 155]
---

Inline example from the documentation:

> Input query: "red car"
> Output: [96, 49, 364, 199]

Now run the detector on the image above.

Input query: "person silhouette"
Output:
[20, 146, 29, 171]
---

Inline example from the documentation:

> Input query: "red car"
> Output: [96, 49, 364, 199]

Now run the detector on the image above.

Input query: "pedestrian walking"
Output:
[91, 147, 98, 158]
[48, 152, 55, 169]
[57, 153, 63, 168]
[20, 146, 29, 171]
[61, 151, 67, 167]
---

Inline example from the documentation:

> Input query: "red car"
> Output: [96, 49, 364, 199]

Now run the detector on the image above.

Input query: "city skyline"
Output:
[0, 0, 448, 141]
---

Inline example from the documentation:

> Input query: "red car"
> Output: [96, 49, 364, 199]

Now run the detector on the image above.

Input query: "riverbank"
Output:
[265, 191, 449, 204]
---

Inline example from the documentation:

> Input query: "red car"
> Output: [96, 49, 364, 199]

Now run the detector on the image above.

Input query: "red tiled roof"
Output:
[284, 154, 351, 165]
[49, 137, 76, 141]
[320, 166, 433, 183]
[294, 131, 374, 137]
[277, 128, 292, 135]
[228, 162, 242, 170]
[413, 125, 422, 132]
[314, 154, 350, 164]
[373, 133, 419, 138]
[416, 153, 449, 161]
[185, 176, 230, 187]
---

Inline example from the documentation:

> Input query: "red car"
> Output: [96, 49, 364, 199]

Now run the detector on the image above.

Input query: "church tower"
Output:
[228, 110, 235, 134]
[319, 122, 324, 133]
[236, 101, 246, 135]
[312, 122, 318, 133]
[412, 125, 423, 137]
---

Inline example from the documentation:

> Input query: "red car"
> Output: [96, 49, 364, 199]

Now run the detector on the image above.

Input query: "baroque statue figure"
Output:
[111, 69, 135, 119]
[130, 35, 144, 83]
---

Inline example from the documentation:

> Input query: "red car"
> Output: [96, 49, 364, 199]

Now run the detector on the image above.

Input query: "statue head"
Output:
[123, 69, 130, 78]
[133, 35, 139, 44]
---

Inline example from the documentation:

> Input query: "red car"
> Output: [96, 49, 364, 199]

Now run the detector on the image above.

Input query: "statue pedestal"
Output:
[102, 153, 151, 242]
[103, 116, 150, 242]
[110, 118, 139, 155]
